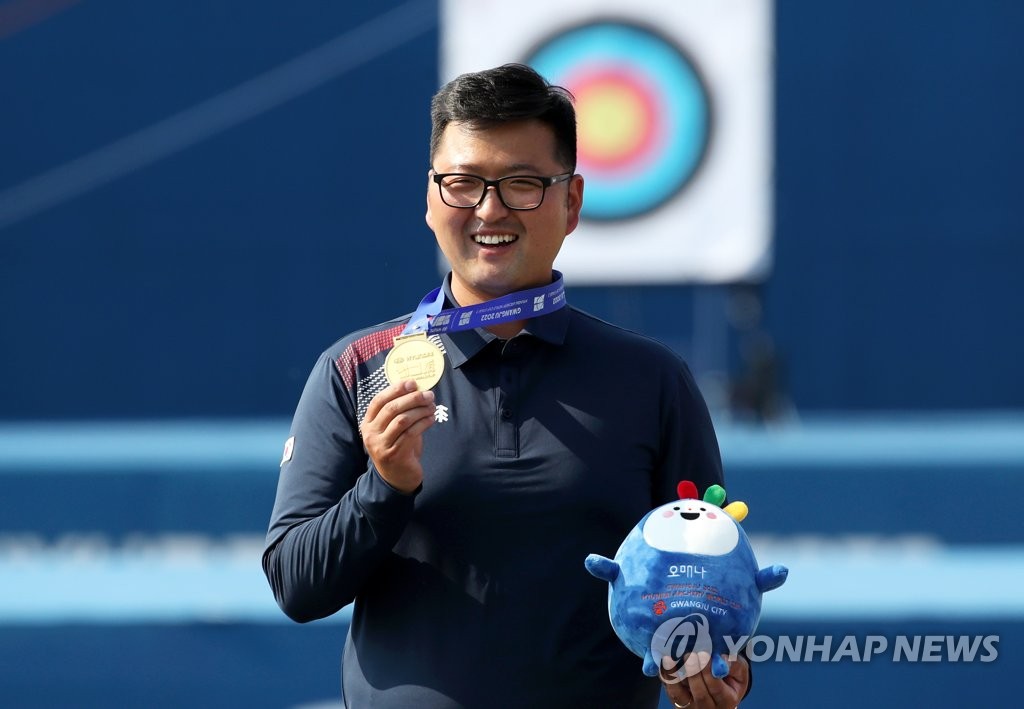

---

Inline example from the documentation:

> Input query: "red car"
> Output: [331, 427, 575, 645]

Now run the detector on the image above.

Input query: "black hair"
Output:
[429, 63, 576, 171]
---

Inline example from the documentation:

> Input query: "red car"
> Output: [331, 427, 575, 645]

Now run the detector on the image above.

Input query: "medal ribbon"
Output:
[402, 271, 567, 336]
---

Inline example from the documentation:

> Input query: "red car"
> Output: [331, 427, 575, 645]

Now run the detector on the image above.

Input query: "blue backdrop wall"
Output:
[2, 4, 1023, 707]
[2, 0, 1022, 420]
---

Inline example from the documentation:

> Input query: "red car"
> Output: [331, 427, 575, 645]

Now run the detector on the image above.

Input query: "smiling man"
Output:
[263, 63, 746, 708]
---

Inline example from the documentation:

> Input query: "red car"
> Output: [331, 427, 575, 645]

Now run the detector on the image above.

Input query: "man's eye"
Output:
[505, 178, 542, 191]
[444, 178, 481, 191]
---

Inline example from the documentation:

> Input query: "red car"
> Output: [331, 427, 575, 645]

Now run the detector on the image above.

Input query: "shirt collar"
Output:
[437, 272, 570, 368]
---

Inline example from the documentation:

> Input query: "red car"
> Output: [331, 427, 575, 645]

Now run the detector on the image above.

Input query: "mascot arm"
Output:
[756, 564, 789, 593]
[584, 554, 620, 583]
[711, 653, 731, 678]
[642, 649, 661, 677]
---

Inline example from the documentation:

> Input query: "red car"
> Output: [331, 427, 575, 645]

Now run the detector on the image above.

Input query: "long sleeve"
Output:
[262, 350, 415, 623]
[654, 358, 725, 503]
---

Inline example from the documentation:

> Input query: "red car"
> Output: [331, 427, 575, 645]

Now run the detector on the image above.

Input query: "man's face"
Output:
[425, 119, 584, 305]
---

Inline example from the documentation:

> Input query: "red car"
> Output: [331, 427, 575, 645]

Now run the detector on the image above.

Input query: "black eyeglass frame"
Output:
[430, 171, 574, 211]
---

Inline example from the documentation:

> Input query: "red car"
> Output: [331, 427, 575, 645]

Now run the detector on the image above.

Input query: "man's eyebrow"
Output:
[444, 162, 546, 174]
[506, 162, 544, 172]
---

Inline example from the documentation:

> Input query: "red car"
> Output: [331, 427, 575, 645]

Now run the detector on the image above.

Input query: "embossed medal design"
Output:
[384, 333, 445, 390]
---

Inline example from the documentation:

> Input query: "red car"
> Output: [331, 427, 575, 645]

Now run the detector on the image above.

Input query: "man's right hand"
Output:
[362, 380, 436, 493]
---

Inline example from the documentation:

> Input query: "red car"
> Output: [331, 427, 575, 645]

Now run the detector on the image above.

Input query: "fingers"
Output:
[363, 380, 436, 492]
[376, 390, 436, 447]
[365, 382, 434, 434]
[662, 682, 693, 708]
[364, 380, 429, 425]
[660, 655, 693, 707]
[661, 652, 747, 709]
[724, 652, 750, 699]
[685, 652, 745, 708]
[384, 404, 436, 450]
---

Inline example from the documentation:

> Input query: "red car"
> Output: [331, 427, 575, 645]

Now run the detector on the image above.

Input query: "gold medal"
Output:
[384, 332, 445, 390]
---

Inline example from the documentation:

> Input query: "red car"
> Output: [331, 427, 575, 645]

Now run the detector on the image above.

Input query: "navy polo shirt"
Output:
[264, 274, 724, 708]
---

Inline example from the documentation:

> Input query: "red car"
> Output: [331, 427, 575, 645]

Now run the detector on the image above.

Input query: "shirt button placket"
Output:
[496, 344, 520, 458]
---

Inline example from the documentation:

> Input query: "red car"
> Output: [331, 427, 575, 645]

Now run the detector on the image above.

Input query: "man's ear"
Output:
[425, 174, 437, 232]
[565, 174, 585, 236]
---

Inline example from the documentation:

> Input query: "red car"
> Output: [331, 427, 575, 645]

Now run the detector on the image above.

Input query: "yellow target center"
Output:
[576, 84, 647, 161]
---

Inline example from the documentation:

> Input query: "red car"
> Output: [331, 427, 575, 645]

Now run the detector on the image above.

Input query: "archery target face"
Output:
[526, 22, 711, 221]
[440, 0, 773, 284]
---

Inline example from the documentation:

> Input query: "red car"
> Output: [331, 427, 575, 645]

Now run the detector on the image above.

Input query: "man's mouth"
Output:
[473, 233, 518, 246]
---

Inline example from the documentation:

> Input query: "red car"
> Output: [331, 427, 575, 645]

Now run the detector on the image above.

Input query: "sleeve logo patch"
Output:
[280, 436, 295, 466]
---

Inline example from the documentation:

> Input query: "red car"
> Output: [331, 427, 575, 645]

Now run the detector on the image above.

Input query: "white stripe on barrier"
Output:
[0, 534, 1021, 623]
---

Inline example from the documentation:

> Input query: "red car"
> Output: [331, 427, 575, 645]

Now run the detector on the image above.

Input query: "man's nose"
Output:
[475, 185, 510, 218]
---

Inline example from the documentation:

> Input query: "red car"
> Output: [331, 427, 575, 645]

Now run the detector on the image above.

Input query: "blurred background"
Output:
[1, 0, 1021, 706]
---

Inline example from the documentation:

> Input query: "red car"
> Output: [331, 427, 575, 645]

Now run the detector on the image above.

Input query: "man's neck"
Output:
[485, 320, 526, 339]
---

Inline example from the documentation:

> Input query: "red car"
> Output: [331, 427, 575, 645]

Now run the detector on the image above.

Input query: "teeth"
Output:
[474, 234, 517, 245]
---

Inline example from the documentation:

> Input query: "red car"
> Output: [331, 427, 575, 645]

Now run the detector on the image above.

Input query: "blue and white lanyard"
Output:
[401, 271, 567, 336]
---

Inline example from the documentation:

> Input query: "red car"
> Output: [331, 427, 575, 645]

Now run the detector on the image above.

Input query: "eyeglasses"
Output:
[431, 171, 573, 211]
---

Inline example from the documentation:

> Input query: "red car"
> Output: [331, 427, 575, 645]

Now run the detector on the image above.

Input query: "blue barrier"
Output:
[1, 416, 1021, 706]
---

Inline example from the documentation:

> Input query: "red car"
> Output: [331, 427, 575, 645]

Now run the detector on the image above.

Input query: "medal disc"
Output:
[384, 334, 445, 390]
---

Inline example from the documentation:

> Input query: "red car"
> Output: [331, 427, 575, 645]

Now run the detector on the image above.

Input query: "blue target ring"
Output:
[526, 21, 711, 221]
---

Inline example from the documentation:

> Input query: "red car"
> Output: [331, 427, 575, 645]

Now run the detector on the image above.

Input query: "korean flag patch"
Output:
[280, 436, 295, 466]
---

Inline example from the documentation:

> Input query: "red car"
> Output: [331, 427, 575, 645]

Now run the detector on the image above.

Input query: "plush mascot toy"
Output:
[585, 481, 787, 679]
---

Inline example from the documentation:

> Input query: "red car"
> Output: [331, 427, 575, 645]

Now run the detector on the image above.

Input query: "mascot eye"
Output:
[673, 507, 680, 511]
[700, 507, 706, 512]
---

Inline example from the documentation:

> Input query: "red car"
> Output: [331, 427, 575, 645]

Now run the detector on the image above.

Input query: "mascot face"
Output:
[642, 499, 739, 555]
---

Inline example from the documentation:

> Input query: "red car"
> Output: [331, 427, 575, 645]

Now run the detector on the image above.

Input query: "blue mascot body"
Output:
[585, 481, 787, 679]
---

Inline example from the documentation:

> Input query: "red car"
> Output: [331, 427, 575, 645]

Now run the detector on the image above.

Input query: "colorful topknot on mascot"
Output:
[585, 481, 787, 679]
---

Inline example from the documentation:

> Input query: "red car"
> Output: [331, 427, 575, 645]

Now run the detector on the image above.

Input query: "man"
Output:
[263, 63, 749, 708]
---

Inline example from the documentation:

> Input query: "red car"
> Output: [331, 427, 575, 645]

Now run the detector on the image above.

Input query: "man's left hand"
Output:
[659, 651, 749, 708]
